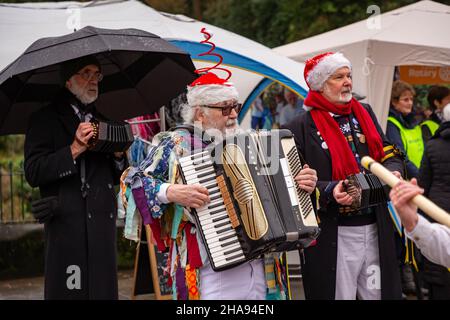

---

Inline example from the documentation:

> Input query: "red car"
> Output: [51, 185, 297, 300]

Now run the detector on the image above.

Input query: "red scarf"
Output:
[304, 90, 385, 180]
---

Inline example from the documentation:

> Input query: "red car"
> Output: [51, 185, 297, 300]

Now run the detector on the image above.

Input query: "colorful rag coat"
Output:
[119, 128, 290, 300]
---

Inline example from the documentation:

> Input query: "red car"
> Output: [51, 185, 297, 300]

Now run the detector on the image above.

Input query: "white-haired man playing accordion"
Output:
[120, 70, 318, 300]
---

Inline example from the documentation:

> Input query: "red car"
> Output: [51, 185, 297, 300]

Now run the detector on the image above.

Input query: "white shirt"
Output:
[406, 215, 450, 268]
[71, 104, 93, 122]
[157, 183, 170, 203]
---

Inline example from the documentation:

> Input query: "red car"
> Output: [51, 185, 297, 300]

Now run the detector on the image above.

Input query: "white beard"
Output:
[224, 119, 239, 134]
[323, 83, 352, 104]
[340, 92, 353, 103]
[191, 118, 239, 144]
[68, 81, 98, 105]
[204, 121, 240, 142]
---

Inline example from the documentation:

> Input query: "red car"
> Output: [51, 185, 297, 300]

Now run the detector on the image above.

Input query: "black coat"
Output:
[419, 121, 450, 213]
[421, 113, 441, 144]
[418, 121, 450, 298]
[24, 90, 124, 299]
[283, 104, 403, 300]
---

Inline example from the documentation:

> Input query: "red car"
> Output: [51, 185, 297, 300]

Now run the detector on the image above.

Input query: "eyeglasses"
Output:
[203, 102, 242, 116]
[398, 97, 414, 103]
[76, 70, 104, 82]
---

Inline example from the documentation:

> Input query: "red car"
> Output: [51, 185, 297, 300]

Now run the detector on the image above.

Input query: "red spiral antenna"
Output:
[195, 27, 232, 81]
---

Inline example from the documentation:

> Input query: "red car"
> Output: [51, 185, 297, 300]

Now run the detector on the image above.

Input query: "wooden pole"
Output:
[361, 156, 450, 228]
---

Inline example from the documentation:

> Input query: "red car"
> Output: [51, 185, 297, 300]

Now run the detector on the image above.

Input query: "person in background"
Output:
[386, 80, 425, 298]
[418, 99, 450, 300]
[273, 92, 286, 128]
[386, 80, 423, 179]
[390, 179, 450, 269]
[279, 89, 304, 126]
[251, 94, 265, 129]
[421, 86, 450, 143]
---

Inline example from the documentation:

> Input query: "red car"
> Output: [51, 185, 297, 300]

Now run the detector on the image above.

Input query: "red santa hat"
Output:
[187, 72, 238, 106]
[304, 52, 352, 91]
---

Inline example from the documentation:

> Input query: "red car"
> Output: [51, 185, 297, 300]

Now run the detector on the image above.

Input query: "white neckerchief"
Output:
[71, 104, 93, 122]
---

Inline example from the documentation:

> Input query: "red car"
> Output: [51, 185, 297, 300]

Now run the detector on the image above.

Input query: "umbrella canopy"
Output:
[0, 0, 308, 130]
[0, 25, 196, 135]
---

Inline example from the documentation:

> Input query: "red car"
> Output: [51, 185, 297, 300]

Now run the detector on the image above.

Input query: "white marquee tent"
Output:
[0, 0, 308, 129]
[274, 0, 450, 128]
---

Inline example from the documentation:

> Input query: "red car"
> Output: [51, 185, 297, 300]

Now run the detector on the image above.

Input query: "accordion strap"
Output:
[295, 147, 306, 167]
[170, 124, 215, 145]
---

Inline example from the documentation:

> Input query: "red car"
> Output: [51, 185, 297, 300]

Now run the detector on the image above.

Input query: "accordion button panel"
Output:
[179, 151, 246, 270]
[280, 138, 318, 227]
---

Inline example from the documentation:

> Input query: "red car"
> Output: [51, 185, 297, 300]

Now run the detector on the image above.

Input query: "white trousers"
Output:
[335, 223, 382, 300]
[199, 259, 266, 300]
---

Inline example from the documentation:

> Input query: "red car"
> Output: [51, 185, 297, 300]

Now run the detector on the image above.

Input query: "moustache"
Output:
[226, 119, 237, 127]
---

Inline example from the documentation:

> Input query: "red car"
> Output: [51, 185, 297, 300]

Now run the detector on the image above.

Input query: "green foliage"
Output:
[200, 0, 426, 48]
[0, 159, 37, 223]
[413, 84, 450, 111]
[414, 84, 432, 110]
[116, 230, 138, 270]
[2, 0, 450, 49]
[0, 229, 45, 280]
[138, 0, 450, 48]
[144, 0, 188, 14]
[0, 135, 24, 160]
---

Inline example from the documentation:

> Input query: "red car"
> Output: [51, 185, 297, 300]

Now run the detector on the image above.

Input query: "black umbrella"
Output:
[0, 26, 197, 135]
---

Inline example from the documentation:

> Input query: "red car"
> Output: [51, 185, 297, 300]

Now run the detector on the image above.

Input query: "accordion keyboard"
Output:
[179, 151, 246, 269]
[280, 137, 318, 227]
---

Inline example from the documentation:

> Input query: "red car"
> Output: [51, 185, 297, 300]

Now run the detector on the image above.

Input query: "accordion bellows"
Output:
[345, 173, 390, 212]
[88, 120, 134, 153]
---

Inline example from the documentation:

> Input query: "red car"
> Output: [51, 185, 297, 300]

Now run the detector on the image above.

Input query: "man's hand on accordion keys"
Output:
[70, 122, 94, 159]
[333, 180, 354, 206]
[166, 184, 211, 208]
[293, 164, 318, 194]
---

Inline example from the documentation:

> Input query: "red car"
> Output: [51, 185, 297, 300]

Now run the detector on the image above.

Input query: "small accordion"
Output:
[87, 120, 134, 153]
[178, 129, 320, 271]
[344, 173, 390, 212]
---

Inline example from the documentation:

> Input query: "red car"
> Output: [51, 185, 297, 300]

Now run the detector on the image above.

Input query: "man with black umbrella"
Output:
[24, 55, 127, 300]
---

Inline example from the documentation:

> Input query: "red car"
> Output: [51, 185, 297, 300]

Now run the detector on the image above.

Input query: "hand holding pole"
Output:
[361, 156, 450, 228]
